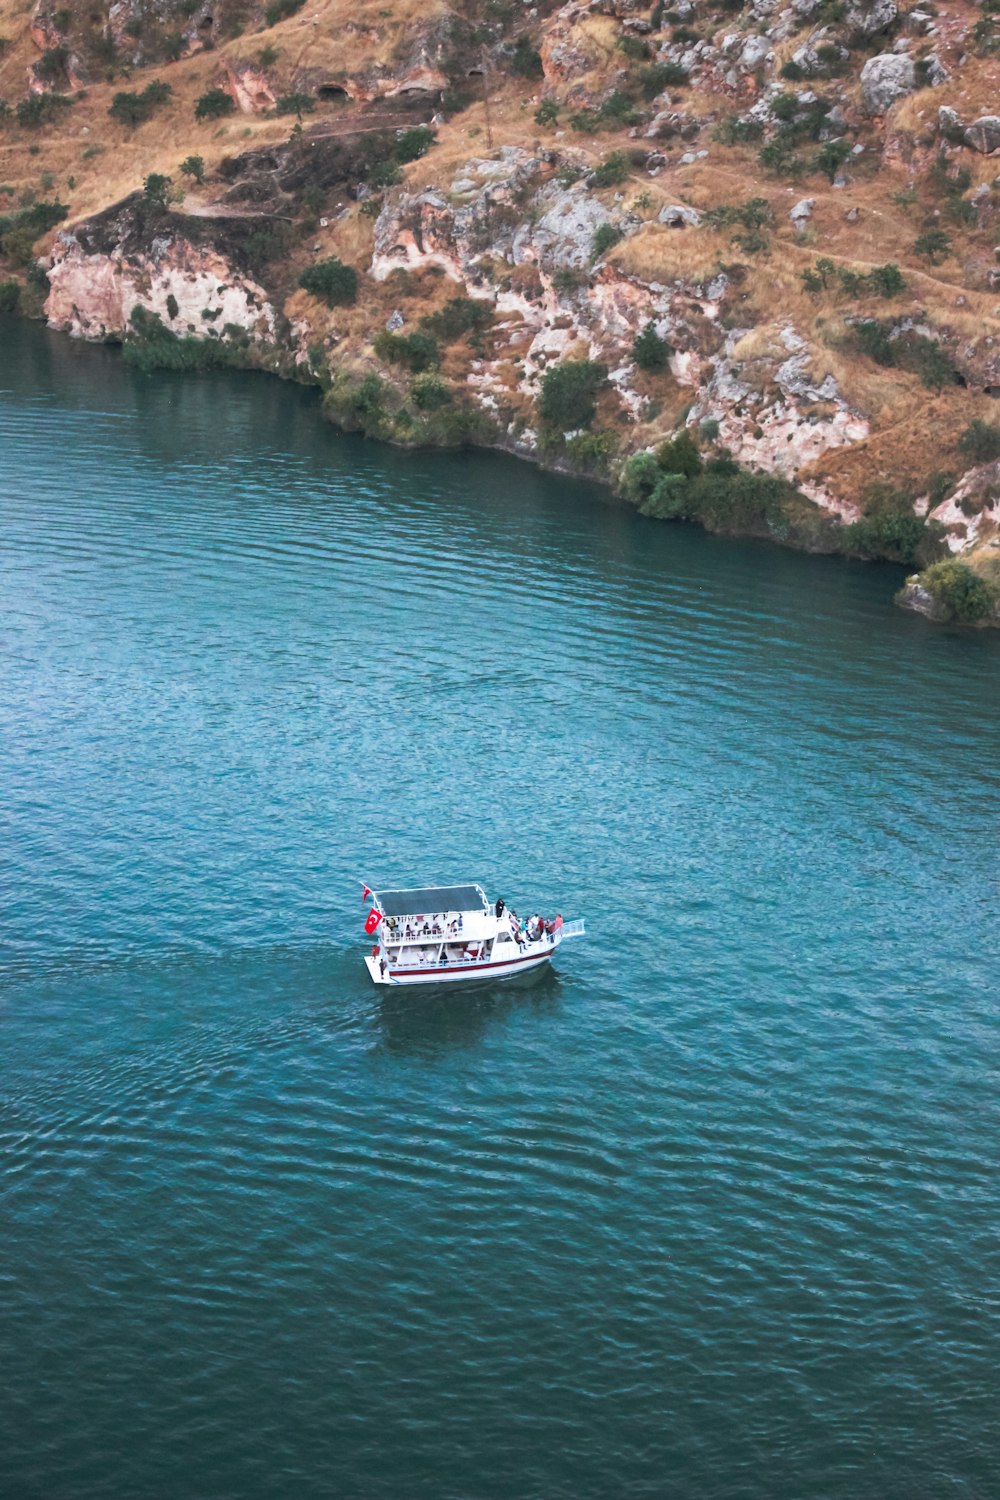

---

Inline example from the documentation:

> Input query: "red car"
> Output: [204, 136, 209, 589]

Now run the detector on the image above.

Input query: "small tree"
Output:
[143, 173, 172, 211]
[869, 263, 907, 297]
[633, 322, 670, 371]
[298, 257, 358, 306]
[179, 154, 205, 185]
[534, 98, 559, 127]
[590, 151, 630, 188]
[537, 360, 609, 430]
[194, 88, 235, 122]
[813, 139, 851, 183]
[275, 92, 315, 117]
[914, 227, 951, 265]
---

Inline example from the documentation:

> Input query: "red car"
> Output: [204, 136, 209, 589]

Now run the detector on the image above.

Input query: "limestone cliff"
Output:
[1, 0, 999, 622]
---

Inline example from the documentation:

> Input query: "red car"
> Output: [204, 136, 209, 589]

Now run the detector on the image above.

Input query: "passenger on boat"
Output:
[495, 897, 505, 918]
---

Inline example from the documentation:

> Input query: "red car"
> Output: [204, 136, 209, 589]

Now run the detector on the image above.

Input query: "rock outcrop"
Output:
[860, 53, 915, 115]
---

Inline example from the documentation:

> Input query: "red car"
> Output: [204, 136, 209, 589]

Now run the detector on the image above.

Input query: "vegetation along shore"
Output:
[2, 0, 1000, 622]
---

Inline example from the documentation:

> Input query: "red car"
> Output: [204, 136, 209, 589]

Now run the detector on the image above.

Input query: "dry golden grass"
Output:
[613, 222, 730, 284]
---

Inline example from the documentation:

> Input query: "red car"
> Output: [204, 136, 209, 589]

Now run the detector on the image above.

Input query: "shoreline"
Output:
[7, 306, 987, 626]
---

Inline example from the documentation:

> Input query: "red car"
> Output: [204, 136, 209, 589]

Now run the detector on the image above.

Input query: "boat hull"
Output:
[365, 944, 556, 987]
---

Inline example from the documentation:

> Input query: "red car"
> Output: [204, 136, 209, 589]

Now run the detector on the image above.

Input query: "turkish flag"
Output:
[362, 884, 371, 903]
[364, 907, 383, 935]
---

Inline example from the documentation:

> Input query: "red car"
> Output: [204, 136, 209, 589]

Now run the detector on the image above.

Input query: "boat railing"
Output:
[560, 919, 586, 938]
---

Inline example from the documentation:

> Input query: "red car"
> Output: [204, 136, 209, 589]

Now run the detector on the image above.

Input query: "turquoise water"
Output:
[2, 318, 999, 1499]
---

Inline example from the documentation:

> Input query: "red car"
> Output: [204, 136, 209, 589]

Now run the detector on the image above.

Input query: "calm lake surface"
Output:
[2, 317, 999, 1499]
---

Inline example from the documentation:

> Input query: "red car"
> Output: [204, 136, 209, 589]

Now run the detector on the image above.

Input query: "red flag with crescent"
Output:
[364, 907, 383, 935]
[361, 884, 371, 903]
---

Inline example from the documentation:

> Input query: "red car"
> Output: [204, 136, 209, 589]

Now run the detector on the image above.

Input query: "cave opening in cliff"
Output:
[198, 14, 213, 32]
[316, 84, 350, 103]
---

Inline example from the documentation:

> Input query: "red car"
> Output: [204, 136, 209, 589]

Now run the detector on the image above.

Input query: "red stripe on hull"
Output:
[388, 948, 552, 979]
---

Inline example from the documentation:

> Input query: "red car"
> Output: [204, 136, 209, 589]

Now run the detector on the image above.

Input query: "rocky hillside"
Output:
[2, 0, 999, 622]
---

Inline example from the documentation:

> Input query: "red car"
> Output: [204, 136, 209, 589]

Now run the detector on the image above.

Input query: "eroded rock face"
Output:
[370, 161, 869, 520]
[860, 53, 915, 115]
[44, 197, 278, 344]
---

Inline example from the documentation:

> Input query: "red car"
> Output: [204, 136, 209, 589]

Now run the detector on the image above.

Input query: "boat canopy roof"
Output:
[375, 884, 488, 918]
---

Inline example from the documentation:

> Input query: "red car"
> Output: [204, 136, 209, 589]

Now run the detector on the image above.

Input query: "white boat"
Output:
[361, 883, 585, 987]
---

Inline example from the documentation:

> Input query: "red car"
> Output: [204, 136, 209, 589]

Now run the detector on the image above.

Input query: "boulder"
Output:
[860, 53, 915, 115]
[658, 203, 702, 227]
[790, 197, 815, 233]
[964, 116, 1000, 155]
[739, 34, 773, 72]
[938, 105, 963, 140]
[792, 33, 850, 77]
[845, 0, 898, 38]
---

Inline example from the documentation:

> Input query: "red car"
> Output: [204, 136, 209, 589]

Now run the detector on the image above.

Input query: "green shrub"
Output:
[537, 359, 609, 430]
[758, 139, 803, 176]
[552, 267, 586, 293]
[843, 485, 927, 564]
[34, 45, 70, 83]
[395, 126, 436, 163]
[898, 332, 953, 391]
[16, 93, 72, 128]
[851, 318, 895, 366]
[713, 115, 764, 145]
[0, 199, 68, 263]
[194, 89, 235, 122]
[369, 160, 402, 188]
[420, 296, 491, 340]
[914, 227, 951, 264]
[109, 80, 172, 126]
[591, 222, 622, 260]
[179, 154, 205, 184]
[298, 257, 358, 306]
[639, 61, 688, 96]
[590, 151, 630, 189]
[411, 373, 452, 410]
[868, 262, 907, 297]
[597, 91, 641, 127]
[656, 429, 702, 477]
[780, 59, 805, 80]
[373, 328, 439, 371]
[353, 373, 385, 413]
[535, 98, 559, 126]
[0, 278, 20, 312]
[124, 305, 238, 373]
[564, 429, 617, 474]
[165, 292, 179, 320]
[620, 450, 661, 502]
[958, 418, 1000, 463]
[633, 321, 670, 371]
[919, 559, 995, 621]
[275, 92, 315, 116]
[616, 34, 649, 60]
[258, 44, 279, 67]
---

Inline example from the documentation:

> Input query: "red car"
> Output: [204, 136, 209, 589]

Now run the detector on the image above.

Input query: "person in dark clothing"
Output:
[495, 897, 505, 918]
